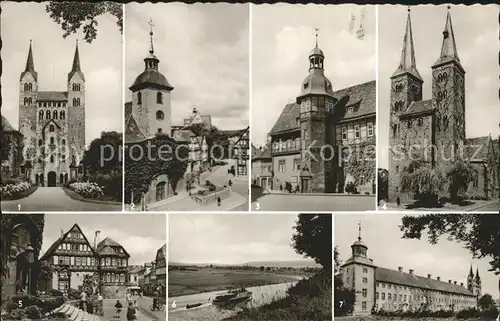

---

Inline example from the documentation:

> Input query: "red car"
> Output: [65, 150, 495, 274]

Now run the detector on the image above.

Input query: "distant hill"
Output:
[168, 260, 320, 269]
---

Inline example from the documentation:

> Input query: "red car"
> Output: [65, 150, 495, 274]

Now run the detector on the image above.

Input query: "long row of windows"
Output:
[23, 83, 82, 92]
[57, 243, 91, 252]
[23, 99, 80, 106]
[39, 110, 66, 120]
[299, 97, 335, 114]
[101, 257, 127, 267]
[55, 255, 97, 267]
[102, 273, 126, 284]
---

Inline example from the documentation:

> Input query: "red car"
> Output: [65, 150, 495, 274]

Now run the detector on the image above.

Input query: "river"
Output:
[167, 281, 299, 321]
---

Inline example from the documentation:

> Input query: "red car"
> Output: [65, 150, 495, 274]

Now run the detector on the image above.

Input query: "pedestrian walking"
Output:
[80, 290, 88, 310]
[126, 302, 136, 321]
[396, 196, 401, 207]
[217, 196, 221, 207]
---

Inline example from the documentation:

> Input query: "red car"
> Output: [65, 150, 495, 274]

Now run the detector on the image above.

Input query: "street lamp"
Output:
[24, 244, 35, 295]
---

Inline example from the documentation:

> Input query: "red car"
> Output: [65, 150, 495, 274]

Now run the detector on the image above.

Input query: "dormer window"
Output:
[348, 107, 354, 114]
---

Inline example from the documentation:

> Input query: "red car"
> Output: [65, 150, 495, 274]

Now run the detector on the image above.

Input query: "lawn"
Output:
[168, 268, 305, 297]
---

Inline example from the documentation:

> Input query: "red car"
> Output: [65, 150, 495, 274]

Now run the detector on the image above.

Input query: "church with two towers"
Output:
[18, 41, 86, 187]
[388, 7, 499, 202]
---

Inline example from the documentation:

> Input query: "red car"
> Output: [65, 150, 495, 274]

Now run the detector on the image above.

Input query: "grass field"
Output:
[168, 268, 306, 297]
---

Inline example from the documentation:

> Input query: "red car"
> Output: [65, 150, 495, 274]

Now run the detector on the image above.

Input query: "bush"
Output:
[1, 181, 32, 199]
[68, 181, 104, 198]
[24, 305, 42, 319]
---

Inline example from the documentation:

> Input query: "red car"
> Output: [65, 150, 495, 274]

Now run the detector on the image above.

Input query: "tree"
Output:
[82, 131, 122, 174]
[37, 263, 53, 289]
[259, 266, 264, 272]
[292, 214, 332, 270]
[400, 161, 445, 205]
[46, 2, 122, 43]
[399, 214, 500, 275]
[124, 134, 188, 204]
[187, 123, 230, 162]
[334, 246, 355, 316]
[446, 160, 475, 202]
[478, 293, 496, 310]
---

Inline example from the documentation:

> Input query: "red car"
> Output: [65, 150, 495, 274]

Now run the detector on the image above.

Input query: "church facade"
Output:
[340, 225, 480, 315]
[388, 8, 499, 201]
[267, 34, 376, 194]
[18, 41, 86, 187]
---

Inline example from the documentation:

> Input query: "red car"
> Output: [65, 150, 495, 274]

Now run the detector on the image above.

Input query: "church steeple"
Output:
[392, 7, 422, 81]
[20, 40, 38, 81]
[432, 6, 463, 72]
[475, 267, 481, 281]
[469, 264, 474, 277]
[308, 28, 325, 71]
[351, 222, 368, 258]
[144, 18, 160, 71]
[68, 40, 85, 81]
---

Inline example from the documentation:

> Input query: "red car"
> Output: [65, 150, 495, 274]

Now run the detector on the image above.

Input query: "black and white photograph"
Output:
[334, 213, 500, 319]
[0, 2, 123, 211]
[0, 213, 167, 321]
[250, 4, 377, 211]
[124, 3, 250, 212]
[167, 213, 332, 321]
[377, 5, 500, 212]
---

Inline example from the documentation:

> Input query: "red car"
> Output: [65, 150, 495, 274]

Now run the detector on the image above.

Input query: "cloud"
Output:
[125, 3, 249, 130]
[378, 4, 500, 169]
[1, 2, 123, 146]
[335, 213, 499, 299]
[251, 4, 376, 146]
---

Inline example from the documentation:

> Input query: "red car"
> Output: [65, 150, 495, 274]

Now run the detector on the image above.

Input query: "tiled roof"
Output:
[2, 116, 16, 132]
[269, 80, 376, 135]
[37, 91, 68, 102]
[222, 128, 248, 137]
[96, 237, 121, 252]
[464, 136, 491, 161]
[128, 265, 142, 274]
[399, 99, 433, 118]
[253, 144, 272, 161]
[125, 114, 147, 143]
[130, 70, 173, 92]
[376, 267, 474, 296]
[98, 246, 119, 256]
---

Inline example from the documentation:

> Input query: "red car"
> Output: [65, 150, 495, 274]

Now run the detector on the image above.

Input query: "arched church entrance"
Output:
[47, 171, 57, 187]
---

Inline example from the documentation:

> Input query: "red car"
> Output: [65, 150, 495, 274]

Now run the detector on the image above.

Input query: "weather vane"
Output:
[314, 28, 319, 47]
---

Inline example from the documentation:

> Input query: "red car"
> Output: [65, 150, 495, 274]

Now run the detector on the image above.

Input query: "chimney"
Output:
[454, 281, 457, 285]
[427, 274, 431, 278]
[437, 276, 441, 281]
[460, 282, 464, 287]
[398, 266, 403, 272]
[409, 269, 414, 275]
[448, 280, 452, 283]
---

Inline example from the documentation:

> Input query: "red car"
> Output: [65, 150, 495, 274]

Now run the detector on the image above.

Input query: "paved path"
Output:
[102, 298, 165, 321]
[380, 200, 499, 212]
[1, 187, 122, 212]
[252, 194, 376, 211]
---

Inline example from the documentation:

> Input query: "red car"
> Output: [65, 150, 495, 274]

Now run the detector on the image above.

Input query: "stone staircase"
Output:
[48, 302, 102, 321]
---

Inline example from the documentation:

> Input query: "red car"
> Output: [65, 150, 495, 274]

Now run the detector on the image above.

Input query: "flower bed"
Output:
[1, 181, 37, 200]
[68, 182, 104, 198]
[3, 294, 66, 320]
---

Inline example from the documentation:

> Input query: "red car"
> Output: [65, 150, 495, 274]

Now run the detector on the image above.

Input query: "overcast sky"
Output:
[1, 2, 123, 146]
[169, 213, 316, 265]
[335, 213, 499, 300]
[378, 4, 500, 169]
[40, 214, 166, 266]
[125, 3, 249, 130]
[251, 4, 376, 146]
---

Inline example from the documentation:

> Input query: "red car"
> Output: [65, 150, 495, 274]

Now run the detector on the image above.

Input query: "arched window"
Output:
[443, 90, 447, 99]
[443, 72, 448, 80]
[46, 110, 51, 119]
[24, 83, 29, 91]
[49, 125, 54, 132]
[418, 118, 423, 126]
[38, 139, 43, 146]
[62, 139, 66, 145]
[24, 98, 28, 105]
[73, 98, 77, 106]
[28, 83, 33, 91]
[53, 110, 58, 119]
[39, 110, 44, 119]
[60, 111, 66, 120]
[60, 174, 64, 184]
[156, 181, 166, 201]
[50, 137, 54, 144]
[156, 110, 164, 120]
[157, 92, 163, 104]
[137, 92, 142, 104]
[28, 98, 32, 105]
[50, 155, 54, 163]
[64, 173, 68, 183]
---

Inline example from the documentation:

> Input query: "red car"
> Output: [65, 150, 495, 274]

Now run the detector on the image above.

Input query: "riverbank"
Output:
[221, 270, 332, 321]
[168, 268, 308, 297]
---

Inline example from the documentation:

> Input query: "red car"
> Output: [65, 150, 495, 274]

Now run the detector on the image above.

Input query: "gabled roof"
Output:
[39, 223, 97, 261]
[156, 244, 166, 259]
[128, 265, 143, 274]
[223, 126, 249, 144]
[2, 116, 16, 132]
[269, 80, 376, 135]
[252, 144, 272, 161]
[96, 237, 130, 258]
[37, 91, 68, 102]
[464, 136, 492, 162]
[183, 111, 211, 128]
[42, 119, 62, 132]
[125, 114, 147, 143]
[376, 267, 474, 296]
[399, 99, 433, 118]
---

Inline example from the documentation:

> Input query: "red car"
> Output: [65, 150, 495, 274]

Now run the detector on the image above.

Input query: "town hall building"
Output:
[388, 8, 499, 201]
[340, 224, 480, 315]
[17, 40, 86, 187]
[267, 32, 376, 194]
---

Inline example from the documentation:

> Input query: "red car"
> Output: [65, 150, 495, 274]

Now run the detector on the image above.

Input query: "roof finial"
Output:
[148, 18, 155, 55]
[407, 6, 411, 12]
[314, 28, 319, 48]
[447, 5, 451, 10]
[358, 221, 362, 241]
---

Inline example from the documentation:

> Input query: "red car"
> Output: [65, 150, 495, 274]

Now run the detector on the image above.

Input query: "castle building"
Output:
[268, 32, 376, 194]
[340, 224, 480, 315]
[39, 224, 130, 299]
[18, 41, 86, 187]
[388, 8, 499, 201]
